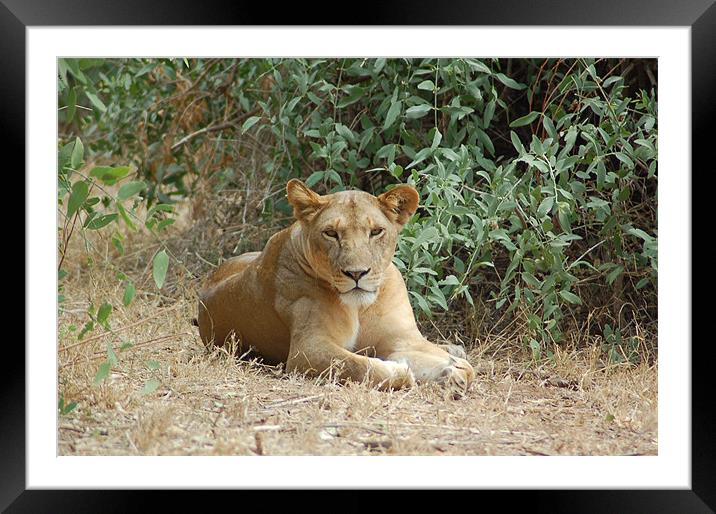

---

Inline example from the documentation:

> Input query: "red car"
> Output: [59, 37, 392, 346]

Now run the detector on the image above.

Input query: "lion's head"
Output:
[286, 179, 419, 307]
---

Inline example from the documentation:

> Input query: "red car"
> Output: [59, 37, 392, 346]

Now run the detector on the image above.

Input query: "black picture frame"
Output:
[5, 0, 712, 511]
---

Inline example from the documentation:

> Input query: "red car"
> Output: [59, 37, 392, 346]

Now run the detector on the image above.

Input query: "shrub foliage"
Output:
[58, 57, 657, 359]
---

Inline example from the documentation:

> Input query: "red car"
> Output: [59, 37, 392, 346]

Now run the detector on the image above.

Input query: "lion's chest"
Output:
[341, 309, 360, 352]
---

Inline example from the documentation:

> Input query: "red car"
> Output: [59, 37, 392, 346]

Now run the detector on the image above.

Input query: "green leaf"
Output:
[529, 339, 542, 360]
[383, 101, 402, 131]
[358, 127, 375, 152]
[85, 213, 118, 230]
[336, 85, 365, 108]
[429, 286, 449, 311]
[522, 272, 542, 289]
[476, 128, 494, 156]
[78, 320, 94, 340]
[614, 152, 634, 168]
[123, 282, 136, 306]
[617, 186, 631, 202]
[64, 59, 86, 83]
[409, 291, 432, 317]
[406, 147, 432, 169]
[634, 138, 655, 152]
[413, 226, 439, 248]
[58, 59, 69, 87]
[495, 73, 526, 90]
[405, 104, 432, 119]
[106, 342, 119, 366]
[66, 88, 77, 122]
[537, 196, 555, 218]
[636, 277, 650, 290]
[326, 169, 342, 184]
[465, 59, 491, 74]
[59, 399, 78, 415]
[146, 204, 174, 217]
[145, 359, 161, 370]
[417, 80, 435, 91]
[439, 275, 460, 286]
[97, 302, 112, 324]
[626, 227, 653, 241]
[559, 290, 582, 305]
[141, 379, 161, 395]
[152, 250, 169, 289]
[58, 141, 74, 172]
[156, 219, 176, 231]
[334, 123, 354, 142]
[117, 180, 146, 200]
[66, 180, 89, 218]
[483, 100, 496, 127]
[509, 111, 540, 127]
[603, 76, 623, 88]
[304, 170, 325, 187]
[93, 361, 111, 385]
[510, 131, 525, 154]
[606, 265, 624, 285]
[542, 115, 557, 140]
[89, 165, 131, 185]
[558, 208, 572, 234]
[117, 203, 137, 231]
[431, 128, 442, 150]
[241, 116, 261, 134]
[85, 91, 107, 112]
[70, 137, 84, 169]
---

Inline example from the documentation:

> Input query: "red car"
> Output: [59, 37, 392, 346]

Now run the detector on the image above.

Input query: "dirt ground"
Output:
[58, 268, 657, 456]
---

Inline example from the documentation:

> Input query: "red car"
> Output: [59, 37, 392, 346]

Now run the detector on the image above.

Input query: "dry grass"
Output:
[58, 249, 657, 456]
[57, 176, 657, 456]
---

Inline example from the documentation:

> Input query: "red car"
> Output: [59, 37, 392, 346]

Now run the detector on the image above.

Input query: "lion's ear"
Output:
[287, 179, 326, 221]
[377, 184, 419, 227]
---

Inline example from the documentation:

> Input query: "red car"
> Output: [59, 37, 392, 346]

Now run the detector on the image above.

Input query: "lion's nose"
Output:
[342, 268, 370, 282]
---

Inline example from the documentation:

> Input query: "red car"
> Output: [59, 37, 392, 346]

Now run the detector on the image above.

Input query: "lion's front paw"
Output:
[379, 360, 416, 390]
[438, 343, 468, 360]
[438, 356, 475, 398]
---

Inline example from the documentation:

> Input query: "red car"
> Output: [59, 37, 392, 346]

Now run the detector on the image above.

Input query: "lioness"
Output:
[197, 179, 475, 392]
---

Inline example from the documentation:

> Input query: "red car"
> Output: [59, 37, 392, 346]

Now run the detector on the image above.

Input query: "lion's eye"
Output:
[370, 228, 384, 237]
[323, 230, 339, 239]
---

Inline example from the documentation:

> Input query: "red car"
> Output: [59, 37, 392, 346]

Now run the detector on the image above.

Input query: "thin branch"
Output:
[170, 108, 260, 152]
[59, 303, 184, 353]
[60, 332, 194, 369]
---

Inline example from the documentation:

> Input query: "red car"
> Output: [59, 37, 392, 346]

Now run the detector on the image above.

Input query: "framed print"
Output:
[6, 0, 713, 511]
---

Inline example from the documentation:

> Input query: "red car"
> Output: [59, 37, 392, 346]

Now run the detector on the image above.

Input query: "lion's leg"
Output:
[286, 337, 415, 390]
[377, 339, 475, 392]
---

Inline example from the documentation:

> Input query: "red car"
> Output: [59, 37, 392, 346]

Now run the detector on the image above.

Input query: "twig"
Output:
[59, 303, 185, 353]
[194, 251, 218, 268]
[261, 394, 324, 410]
[170, 108, 260, 151]
[252, 425, 283, 432]
[60, 332, 194, 369]
[59, 425, 84, 433]
[567, 239, 606, 271]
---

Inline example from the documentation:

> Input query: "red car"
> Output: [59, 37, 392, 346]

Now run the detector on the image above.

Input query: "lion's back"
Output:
[201, 252, 261, 291]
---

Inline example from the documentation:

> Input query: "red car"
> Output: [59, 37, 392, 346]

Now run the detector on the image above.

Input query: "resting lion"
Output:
[197, 179, 475, 392]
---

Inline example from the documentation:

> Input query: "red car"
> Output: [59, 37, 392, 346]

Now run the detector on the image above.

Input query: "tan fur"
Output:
[197, 179, 475, 392]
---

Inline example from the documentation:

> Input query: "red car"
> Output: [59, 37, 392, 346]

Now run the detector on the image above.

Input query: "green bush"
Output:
[58, 57, 657, 353]
[58, 60, 178, 402]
